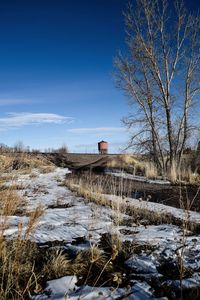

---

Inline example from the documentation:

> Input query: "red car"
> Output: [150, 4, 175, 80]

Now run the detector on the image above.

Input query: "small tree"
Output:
[115, 0, 200, 176]
[13, 141, 25, 153]
[57, 144, 69, 154]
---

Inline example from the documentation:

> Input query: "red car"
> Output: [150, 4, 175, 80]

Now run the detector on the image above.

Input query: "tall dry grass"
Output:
[0, 151, 55, 175]
[0, 151, 80, 299]
[0, 188, 44, 299]
[108, 154, 200, 184]
[107, 155, 158, 179]
[175, 187, 200, 300]
[43, 249, 71, 280]
[66, 173, 172, 227]
[0, 154, 46, 299]
[168, 161, 200, 185]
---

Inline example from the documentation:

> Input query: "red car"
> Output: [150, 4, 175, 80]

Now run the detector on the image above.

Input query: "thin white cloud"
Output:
[0, 112, 73, 130]
[0, 99, 33, 106]
[73, 143, 97, 148]
[68, 127, 126, 134]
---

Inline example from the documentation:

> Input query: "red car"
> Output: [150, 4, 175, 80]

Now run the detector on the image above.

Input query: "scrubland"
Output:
[0, 152, 199, 299]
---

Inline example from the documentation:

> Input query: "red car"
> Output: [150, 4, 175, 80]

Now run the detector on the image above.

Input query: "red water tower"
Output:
[98, 140, 108, 154]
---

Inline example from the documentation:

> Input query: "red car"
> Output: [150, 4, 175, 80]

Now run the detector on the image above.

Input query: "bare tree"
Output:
[115, 0, 200, 175]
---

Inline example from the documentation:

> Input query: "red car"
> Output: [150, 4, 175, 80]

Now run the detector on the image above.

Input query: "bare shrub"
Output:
[57, 144, 69, 154]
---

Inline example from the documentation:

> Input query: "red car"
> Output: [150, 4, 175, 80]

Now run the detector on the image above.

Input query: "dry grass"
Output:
[0, 237, 40, 300]
[65, 174, 200, 232]
[43, 243, 121, 288]
[107, 154, 200, 184]
[39, 165, 55, 173]
[0, 152, 55, 174]
[43, 243, 118, 287]
[25, 205, 44, 238]
[168, 162, 200, 185]
[107, 154, 138, 169]
[143, 161, 158, 179]
[0, 189, 22, 216]
[0, 152, 61, 299]
[0, 204, 44, 299]
[43, 249, 70, 280]
[0, 156, 76, 299]
[107, 155, 158, 179]
[0, 155, 14, 172]
[0, 150, 198, 298]
[71, 245, 109, 277]
[0, 167, 46, 299]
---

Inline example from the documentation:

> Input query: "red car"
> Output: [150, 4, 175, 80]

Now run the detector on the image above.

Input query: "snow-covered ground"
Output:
[3, 168, 117, 244]
[105, 170, 171, 185]
[106, 194, 200, 226]
[32, 276, 167, 300]
[2, 167, 200, 299]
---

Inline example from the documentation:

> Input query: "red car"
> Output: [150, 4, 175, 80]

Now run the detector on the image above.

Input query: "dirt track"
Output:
[43, 152, 117, 169]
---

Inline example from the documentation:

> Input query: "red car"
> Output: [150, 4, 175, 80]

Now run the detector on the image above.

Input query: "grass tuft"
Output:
[43, 249, 70, 280]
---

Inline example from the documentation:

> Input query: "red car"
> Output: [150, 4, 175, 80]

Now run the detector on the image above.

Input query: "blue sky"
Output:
[0, 0, 198, 153]
[0, 0, 130, 153]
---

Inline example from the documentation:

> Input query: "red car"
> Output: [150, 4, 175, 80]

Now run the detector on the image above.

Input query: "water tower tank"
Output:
[98, 141, 108, 154]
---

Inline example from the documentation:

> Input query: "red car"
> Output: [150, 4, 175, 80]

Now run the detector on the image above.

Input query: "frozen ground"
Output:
[106, 170, 171, 185]
[3, 168, 117, 244]
[2, 167, 200, 299]
[32, 276, 167, 300]
[106, 194, 200, 226]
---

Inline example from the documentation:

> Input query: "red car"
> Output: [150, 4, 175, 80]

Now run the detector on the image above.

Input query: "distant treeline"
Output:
[0, 142, 69, 154]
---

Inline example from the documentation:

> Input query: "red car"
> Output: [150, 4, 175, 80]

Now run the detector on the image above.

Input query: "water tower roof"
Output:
[99, 140, 107, 143]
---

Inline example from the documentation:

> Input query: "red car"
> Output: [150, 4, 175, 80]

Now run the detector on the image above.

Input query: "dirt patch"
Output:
[43, 153, 114, 169]
[47, 203, 74, 209]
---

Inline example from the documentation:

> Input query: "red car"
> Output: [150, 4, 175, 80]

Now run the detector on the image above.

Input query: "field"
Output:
[0, 152, 200, 300]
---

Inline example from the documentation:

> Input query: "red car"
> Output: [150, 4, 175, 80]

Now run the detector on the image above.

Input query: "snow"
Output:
[2, 167, 200, 299]
[106, 170, 171, 185]
[30, 201, 117, 243]
[125, 254, 158, 274]
[32, 276, 167, 300]
[126, 224, 181, 244]
[122, 223, 200, 289]
[3, 168, 116, 244]
[106, 194, 200, 226]
[32, 276, 77, 300]
[17, 168, 72, 210]
[169, 273, 200, 289]
[5, 167, 200, 245]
